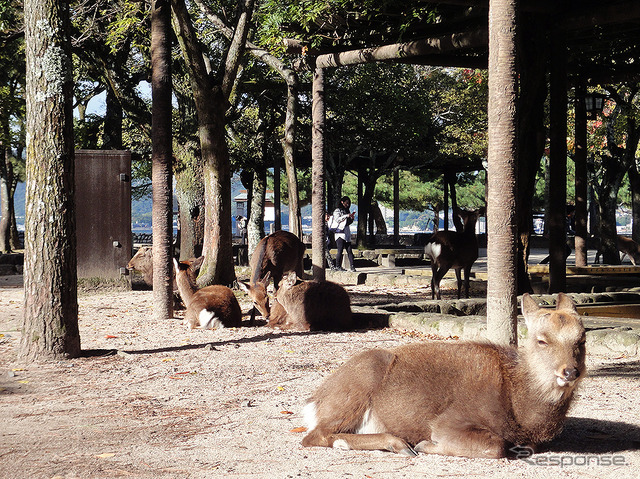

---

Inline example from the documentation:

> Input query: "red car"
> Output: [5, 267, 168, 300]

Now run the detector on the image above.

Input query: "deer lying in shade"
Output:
[423, 207, 485, 299]
[173, 258, 242, 329]
[301, 293, 586, 459]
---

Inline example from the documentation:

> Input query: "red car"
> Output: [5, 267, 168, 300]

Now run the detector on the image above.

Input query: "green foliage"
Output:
[256, 0, 439, 52]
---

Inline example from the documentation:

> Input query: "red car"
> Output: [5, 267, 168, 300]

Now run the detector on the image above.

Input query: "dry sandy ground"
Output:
[1, 275, 639, 479]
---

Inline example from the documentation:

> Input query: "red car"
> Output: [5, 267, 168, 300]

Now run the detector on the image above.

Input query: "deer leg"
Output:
[454, 268, 462, 299]
[433, 267, 449, 300]
[463, 265, 472, 298]
[303, 429, 416, 457]
[414, 425, 505, 459]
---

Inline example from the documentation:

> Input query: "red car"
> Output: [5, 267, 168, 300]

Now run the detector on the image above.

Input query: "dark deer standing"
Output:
[267, 271, 352, 331]
[594, 234, 640, 265]
[239, 230, 305, 321]
[302, 293, 586, 459]
[173, 258, 242, 329]
[423, 207, 485, 299]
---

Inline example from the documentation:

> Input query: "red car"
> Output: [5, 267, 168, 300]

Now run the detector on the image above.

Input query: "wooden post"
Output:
[549, 25, 568, 292]
[486, 0, 519, 346]
[394, 168, 400, 245]
[574, 81, 588, 267]
[311, 65, 326, 280]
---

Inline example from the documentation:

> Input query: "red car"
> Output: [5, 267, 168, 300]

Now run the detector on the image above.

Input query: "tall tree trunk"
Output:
[172, 0, 251, 287]
[311, 66, 326, 280]
[0, 145, 12, 253]
[151, 0, 174, 320]
[103, 86, 123, 149]
[283, 78, 302, 237]
[175, 164, 205, 260]
[20, 0, 80, 360]
[630, 166, 640, 243]
[247, 168, 266, 255]
[486, 0, 518, 346]
[193, 0, 301, 238]
[573, 81, 589, 267]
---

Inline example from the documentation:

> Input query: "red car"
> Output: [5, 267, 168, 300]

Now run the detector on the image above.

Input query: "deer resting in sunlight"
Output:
[301, 293, 586, 459]
[173, 258, 242, 329]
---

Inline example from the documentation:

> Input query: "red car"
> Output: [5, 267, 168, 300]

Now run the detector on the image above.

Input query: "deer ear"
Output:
[521, 293, 542, 330]
[555, 292, 578, 314]
[172, 257, 180, 273]
[260, 271, 272, 284]
[191, 255, 205, 271]
[238, 281, 250, 293]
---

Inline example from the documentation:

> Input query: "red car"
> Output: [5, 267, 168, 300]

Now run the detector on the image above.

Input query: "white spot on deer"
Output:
[198, 310, 222, 330]
[356, 408, 385, 434]
[332, 439, 350, 450]
[302, 402, 318, 431]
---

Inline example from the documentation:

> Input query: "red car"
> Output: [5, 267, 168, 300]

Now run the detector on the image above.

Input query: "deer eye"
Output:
[537, 338, 548, 347]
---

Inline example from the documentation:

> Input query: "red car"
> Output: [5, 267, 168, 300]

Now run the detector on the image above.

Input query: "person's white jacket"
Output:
[331, 208, 352, 242]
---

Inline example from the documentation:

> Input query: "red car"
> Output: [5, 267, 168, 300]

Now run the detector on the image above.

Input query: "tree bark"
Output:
[193, 0, 302, 239]
[486, 0, 518, 346]
[172, 0, 245, 286]
[311, 66, 326, 280]
[20, 0, 80, 360]
[247, 168, 266, 254]
[151, 0, 174, 320]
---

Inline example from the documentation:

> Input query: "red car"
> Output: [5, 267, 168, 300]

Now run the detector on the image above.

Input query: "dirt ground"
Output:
[1, 274, 639, 479]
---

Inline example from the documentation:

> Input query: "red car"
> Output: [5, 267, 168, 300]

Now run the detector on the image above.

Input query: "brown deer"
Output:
[423, 207, 485, 299]
[301, 292, 586, 459]
[127, 246, 204, 287]
[173, 258, 242, 329]
[267, 271, 352, 331]
[239, 230, 305, 321]
[594, 234, 640, 265]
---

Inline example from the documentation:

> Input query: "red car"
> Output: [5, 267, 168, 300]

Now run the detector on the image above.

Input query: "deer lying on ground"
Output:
[239, 230, 305, 321]
[127, 246, 204, 287]
[267, 271, 352, 331]
[594, 234, 640, 265]
[173, 258, 242, 329]
[302, 293, 586, 459]
[423, 207, 485, 299]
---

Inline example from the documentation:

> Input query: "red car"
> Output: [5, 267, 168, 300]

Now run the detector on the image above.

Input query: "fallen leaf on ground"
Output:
[290, 427, 307, 433]
[280, 410, 294, 415]
[105, 335, 118, 339]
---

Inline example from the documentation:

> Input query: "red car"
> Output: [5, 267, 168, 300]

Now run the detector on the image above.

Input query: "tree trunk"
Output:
[283, 78, 302, 237]
[151, 0, 174, 320]
[247, 168, 266, 255]
[486, 0, 518, 346]
[103, 86, 123, 149]
[20, 0, 80, 360]
[172, 0, 243, 287]
[0, 146, 12, 253]
[175, 166, 205, 260]
[630, 167, 640, 243]
[311, 66, 326, 280]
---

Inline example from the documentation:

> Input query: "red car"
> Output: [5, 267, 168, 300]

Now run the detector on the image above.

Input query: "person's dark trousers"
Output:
[336, 237, 355, 271]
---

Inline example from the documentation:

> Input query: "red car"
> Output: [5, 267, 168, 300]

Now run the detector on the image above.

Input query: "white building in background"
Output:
[233, 190, 276, 235]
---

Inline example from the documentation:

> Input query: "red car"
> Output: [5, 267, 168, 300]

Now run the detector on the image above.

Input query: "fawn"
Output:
[302, 292, 586, 459]
[173, 258, 242, 329]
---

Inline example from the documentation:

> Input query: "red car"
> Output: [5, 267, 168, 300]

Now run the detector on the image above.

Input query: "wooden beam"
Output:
[315, 28, 487, 69]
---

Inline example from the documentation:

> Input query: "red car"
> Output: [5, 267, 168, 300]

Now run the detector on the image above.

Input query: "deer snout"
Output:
[555, 366, 581, 387]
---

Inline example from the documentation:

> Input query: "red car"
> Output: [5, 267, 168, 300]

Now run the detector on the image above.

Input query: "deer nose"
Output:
[563, 368, 580, 382]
